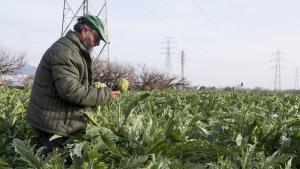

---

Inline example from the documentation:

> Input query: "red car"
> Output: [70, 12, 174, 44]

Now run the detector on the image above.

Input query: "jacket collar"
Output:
[65, 30, 91, 61]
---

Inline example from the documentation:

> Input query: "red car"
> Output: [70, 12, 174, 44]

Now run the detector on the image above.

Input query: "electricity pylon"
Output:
[61, 0, 110, 62]
[295, 67, 299, 90]
[271, 47, 285, 92]
[181, 50, 185, 80]
[162, 37, 175, 77]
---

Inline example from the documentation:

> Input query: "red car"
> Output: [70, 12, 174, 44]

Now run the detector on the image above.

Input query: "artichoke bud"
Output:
[116, 78, 129, 93]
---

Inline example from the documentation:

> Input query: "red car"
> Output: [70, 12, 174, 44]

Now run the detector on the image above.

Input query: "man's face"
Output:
[83, 27, 100, 52]
[83, 34, 93, 52]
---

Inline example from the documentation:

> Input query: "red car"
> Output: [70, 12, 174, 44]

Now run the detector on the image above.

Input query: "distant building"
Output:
[0, 74, 26, 88]
[0, 64, 36, 88]
[0, 74, 11, 86]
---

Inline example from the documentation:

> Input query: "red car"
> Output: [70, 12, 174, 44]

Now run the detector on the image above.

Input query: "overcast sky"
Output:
[1, 0, 300, 89]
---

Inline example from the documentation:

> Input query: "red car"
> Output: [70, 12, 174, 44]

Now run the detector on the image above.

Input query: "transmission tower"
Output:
[61, 0, 110, 62]
[295, 67, 299, 90]
[271, 48, 284, 91]
[181, 50, 185, 80]
[162, 37, 175, 77]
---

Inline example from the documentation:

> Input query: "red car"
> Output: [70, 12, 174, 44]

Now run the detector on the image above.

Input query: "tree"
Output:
[199, 86, 207, 91]
[92, 61, 189, 91]
[0, 47, 25, 75]
[92, 59, 135, 88]
[223, 86, 233, 91]
[132, 65, 189, 90]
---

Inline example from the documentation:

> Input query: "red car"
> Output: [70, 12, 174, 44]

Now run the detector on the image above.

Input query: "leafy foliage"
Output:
[1, 86, 300, 168]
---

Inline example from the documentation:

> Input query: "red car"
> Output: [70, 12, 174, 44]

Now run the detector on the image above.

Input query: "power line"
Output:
[213, 0, 235, 18]
[133, 0, 169, 25]
[191, 0, 222, 31]
[213, 0, 247, 39]
[134, 0, 159, 19]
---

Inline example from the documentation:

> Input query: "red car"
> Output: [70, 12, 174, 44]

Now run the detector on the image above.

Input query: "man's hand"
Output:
[112, 91, 121, 99]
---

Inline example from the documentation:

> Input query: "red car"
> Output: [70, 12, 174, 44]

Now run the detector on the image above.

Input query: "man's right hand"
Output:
[111, 91, 121, 99]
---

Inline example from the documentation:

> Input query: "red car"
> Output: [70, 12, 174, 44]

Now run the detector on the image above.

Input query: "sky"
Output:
[1, 0, 300, 90]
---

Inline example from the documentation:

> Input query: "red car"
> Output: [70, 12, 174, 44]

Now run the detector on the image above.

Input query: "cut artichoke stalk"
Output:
[83, 81, 107, 126]
[83, 111, 100, 126]
[94, 82, 107, 88]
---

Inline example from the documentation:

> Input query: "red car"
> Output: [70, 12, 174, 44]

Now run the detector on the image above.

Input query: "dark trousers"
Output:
[32, 127, 69, 156]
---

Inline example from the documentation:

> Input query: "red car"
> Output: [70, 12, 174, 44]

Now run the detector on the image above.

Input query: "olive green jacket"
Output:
[27, 30, 112, 137]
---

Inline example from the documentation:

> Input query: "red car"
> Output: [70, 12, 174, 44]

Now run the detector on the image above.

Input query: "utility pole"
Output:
[271, 47, 284, 92]
[295, 67, 299, 90]
[162, 37, 175, 77]
[181, 50, 185, 80]
[61, 0, 110, 62]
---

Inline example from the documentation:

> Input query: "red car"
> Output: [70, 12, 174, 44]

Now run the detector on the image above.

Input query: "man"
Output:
[26, 14, 120, 155]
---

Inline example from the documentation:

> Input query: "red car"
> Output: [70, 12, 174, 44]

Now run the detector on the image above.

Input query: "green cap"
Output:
[77, 14, 108, 43]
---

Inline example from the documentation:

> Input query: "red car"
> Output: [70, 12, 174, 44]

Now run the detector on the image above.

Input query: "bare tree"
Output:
[92, 59, 135, 88]
[132, 65, 189, 90]
[92, 61, 189, 91]
[0, 47, 25, 75]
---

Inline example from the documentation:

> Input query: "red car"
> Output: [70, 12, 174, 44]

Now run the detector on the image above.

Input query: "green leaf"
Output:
[285, 157, 293, 169]
[70, 142, 85, 158]
[84, 111, 100, 126]
[100, 131, 123, 158]
[13, 138, 43, 169]
[235, 133, 243, 146]
[123, 93, 151, 124]
[241, 144, 256, 169]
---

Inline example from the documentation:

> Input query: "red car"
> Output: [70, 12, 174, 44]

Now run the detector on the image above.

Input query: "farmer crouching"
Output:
[26, 14, 120, 156]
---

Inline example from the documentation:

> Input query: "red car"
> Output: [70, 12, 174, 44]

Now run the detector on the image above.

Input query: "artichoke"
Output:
[117, 78, 129, 93]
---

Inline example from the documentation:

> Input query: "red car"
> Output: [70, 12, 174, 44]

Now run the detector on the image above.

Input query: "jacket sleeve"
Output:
[50, 49, 112, 106]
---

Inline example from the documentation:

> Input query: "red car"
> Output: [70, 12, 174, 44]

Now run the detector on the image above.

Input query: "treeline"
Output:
[92, 59, 189, 90]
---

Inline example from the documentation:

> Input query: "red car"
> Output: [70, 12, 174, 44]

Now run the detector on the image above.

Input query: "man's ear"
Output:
[81, 25, 89, 38]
